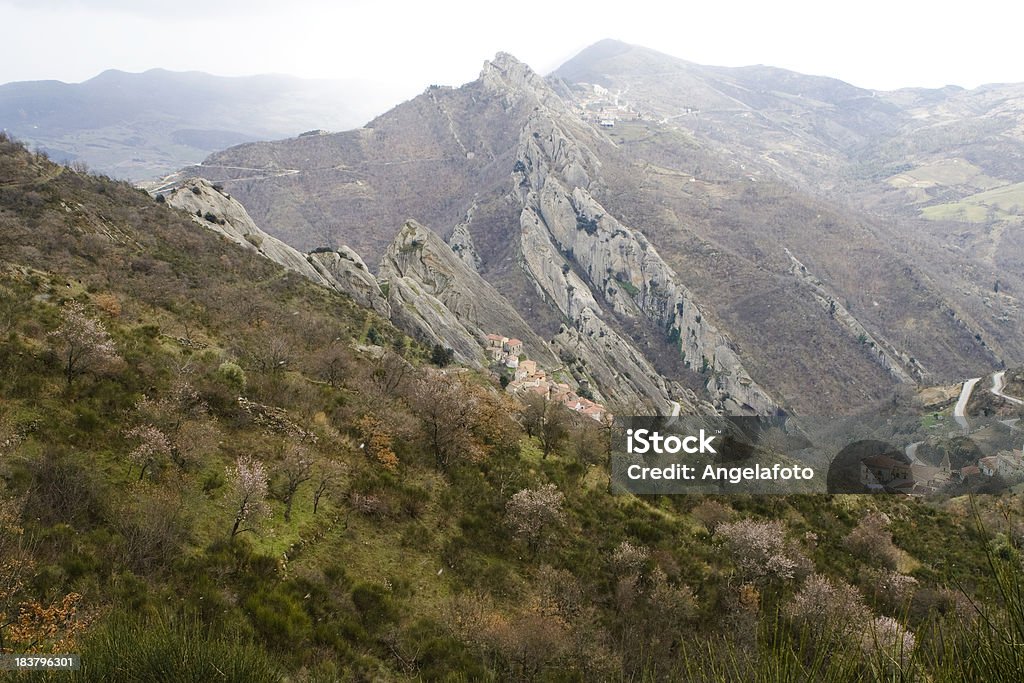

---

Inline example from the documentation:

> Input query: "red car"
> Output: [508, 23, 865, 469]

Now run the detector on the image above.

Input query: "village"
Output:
[484, 333, 609, 422]
[569, 83, 643, 128]
[860, 442, 1024, 494]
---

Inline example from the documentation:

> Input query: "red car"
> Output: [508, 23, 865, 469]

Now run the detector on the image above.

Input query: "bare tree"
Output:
[538, 401, 571, 459]
[313, 458, 347, 515]
[411, 374, 483, 471]
[276, 445, 313, 523]
[372, 350, 410, 395]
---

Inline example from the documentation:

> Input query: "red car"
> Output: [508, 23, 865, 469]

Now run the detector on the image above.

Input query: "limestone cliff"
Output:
[447, 204, 483, 272]
[784, 248, 926, 384]
[491, 55, 777, 415]
[308, 246, 391, 318]
[164, 179, 397, 322]
[379, 220, 558, 368]
[163, 178, 335, 288]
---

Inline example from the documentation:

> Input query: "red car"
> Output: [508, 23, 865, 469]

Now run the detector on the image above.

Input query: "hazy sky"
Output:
[3, 0, 1023, 99]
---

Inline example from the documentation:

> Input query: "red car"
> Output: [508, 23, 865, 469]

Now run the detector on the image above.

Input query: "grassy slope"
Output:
[0, 137, 1023, 681]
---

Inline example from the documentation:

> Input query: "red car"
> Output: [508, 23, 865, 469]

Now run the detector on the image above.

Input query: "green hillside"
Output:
[1, 134, 1023, 681]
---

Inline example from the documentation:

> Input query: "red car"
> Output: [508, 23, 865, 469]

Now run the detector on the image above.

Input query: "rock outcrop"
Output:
[163, 178, 335, 288]
[308, 246, 391, 317]
[784, 248, 926, 384]
[379, 220, 557, 367]
[164, 178, 396, 321]
[491, 55, 778, 415]
[447, 204, 483, 272]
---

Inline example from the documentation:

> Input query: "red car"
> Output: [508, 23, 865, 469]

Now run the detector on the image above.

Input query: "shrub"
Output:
[351, 583, 397, 631]
[846, 510, 901, 569]
[716, 518, 807, 583]
[216, 361, 247, 393]
[784, 573, 870, 647]
[74, 613, 280, 682]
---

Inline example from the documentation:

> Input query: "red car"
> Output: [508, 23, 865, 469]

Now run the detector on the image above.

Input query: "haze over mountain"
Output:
[164, 40, 1022, 416]
[0, 68, 404, 180]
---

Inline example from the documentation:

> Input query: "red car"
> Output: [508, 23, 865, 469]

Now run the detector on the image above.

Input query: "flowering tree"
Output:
[846, 511, 901, 569]
[48, 301, 118, 385]
[861, 615, 916, 671]
[716, 518, 805, 583]
[226, 455, 269, 539]
[125, 424, 171, 480]
[784, 573, 870, 646]
[610, 540, 651, 576]
[506, 484, 565, 553]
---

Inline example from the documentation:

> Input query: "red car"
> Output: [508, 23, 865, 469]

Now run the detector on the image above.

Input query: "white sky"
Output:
[3, 0, 1023, 99]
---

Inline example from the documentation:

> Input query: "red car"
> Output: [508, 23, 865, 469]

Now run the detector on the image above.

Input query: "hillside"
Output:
[3, 134, 1024, 681]
[552, 40, 1024, 376]
[177, 48, 1010, 415]
[0, 69, 404, 180]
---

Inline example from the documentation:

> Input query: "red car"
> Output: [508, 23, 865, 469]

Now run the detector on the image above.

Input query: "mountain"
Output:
[176, 44, 1020, 415]
[0, 68, 405, 180]
[3, 94, 1024, 683]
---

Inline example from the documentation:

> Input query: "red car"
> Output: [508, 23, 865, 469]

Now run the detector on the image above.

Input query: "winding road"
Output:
[991, 371, 1024, 406]
[953, 371, 1023, 430]
[954, 377, 982, 430]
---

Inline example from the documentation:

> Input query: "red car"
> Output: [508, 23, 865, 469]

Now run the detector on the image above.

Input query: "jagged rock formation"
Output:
[553, 308, 686, 413]
[499, 58, 777, 415]
[186, 44, 1013, 415]
[308, 246, 391, 317]
[379, 220, 557, 368]
[784, 248, 926, 384]
[447, 204, 483, 272]
[163, 179, 396, 319]
[165, 180, 561, 377]
[163, 178, 336, 288]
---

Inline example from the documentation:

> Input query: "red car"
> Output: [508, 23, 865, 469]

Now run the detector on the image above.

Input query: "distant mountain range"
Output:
[0, 68, 407, 179]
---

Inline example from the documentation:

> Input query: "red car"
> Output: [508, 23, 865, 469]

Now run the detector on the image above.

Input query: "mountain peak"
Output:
[479, 51, 560, 109]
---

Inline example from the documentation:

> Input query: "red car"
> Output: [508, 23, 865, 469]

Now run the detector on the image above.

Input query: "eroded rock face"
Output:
[498, 57, 778, 415]
[379, 220, 557, 368]
[447, 206, 482, 272]
[164, 179, 398, 320]
[163, 178, 335, 288]
[553, 308, 686, 414]
[784, 248, 925, 385]
[308, 246, 391, 318]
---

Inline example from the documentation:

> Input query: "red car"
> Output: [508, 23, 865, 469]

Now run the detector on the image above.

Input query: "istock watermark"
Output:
[610, 414, 1024, 496]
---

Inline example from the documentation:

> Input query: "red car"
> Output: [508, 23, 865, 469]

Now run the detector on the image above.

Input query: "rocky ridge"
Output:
[379, 220, 558, 368]
[162, 181, 558, 374]
[490, 56, 777, 415]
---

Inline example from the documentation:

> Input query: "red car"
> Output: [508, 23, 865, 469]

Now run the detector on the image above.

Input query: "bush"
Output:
[351, 582, 397, 631]
[216, 361, 247, 393]
[74, 612, 280, 682]
[716, 518, 807, 583]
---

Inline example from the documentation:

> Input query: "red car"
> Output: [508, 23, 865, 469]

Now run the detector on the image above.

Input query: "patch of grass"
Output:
[73, 612, 281, 682]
